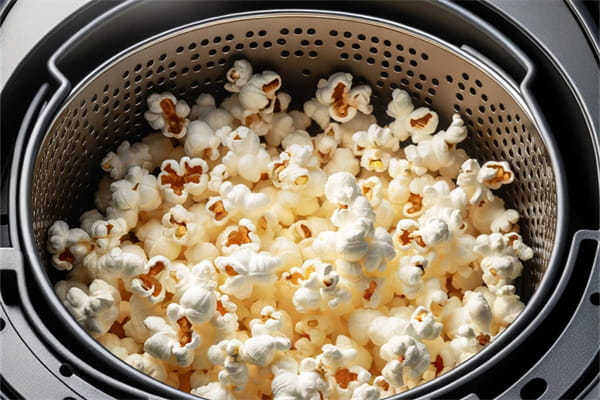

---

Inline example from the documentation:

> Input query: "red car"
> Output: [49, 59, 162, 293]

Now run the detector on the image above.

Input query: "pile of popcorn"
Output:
[48, 59, 533, 399]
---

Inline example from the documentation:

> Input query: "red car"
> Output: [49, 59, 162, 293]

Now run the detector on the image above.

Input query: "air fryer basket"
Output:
[27, 11, 563, 397]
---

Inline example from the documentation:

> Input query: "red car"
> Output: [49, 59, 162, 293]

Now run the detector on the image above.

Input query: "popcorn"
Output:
[191, 382, 236, 400]
[158, 156, 209, 204]
[167, 262, 218, 325]
[225, 59, 253, 93]
[126, 352, 169, 383]
[135, 218, 180, 260]
[352, 124, 399, 172]
[292, 260, 352, 312]
[190, 94, 235, 131]
[47, 221, 93, 271]
[380, 335, 430, 387]
[111, 166, 162, 213]
[471, 197, 520, 234]
[206, 181, 270, 225]
[405, 107, 439, 143]
[143, 314, 200, 367]
[404, 114, 468, 175]
[184, 120, 222, 161]
[142, 132, 178, 169]
[97, 333, 140, 361]
[386, 89, 415, 141]
[221, 126, 271, 182]
[49, 60, 534, 397]
[55, 279, 121, 337]
[131, 256, 170, 303]
[271, 357, 328, 400]
[215, 218, 260, 257]
[101, 141, 152, 180]
[474, 233, 525, 292]
[144, 92, 190, 139]
[239, 70, 282, 114]
[269, 144, 327, 198]
[215, 248, 281, 300]
[208, 339, 249, 391]
[315, 72, 373, 123]
[404, 306, 443, 341]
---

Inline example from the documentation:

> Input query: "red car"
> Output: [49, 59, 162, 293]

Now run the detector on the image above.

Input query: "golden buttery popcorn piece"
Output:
[49, 59, 533, 399]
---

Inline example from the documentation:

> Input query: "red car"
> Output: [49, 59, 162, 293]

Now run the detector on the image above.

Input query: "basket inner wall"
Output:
[32, 14, 557, 300]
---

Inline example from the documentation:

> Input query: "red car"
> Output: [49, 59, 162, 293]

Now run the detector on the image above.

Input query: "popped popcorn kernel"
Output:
[49, 59, 533, 398]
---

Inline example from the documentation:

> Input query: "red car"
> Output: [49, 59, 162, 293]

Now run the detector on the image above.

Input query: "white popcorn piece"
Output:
[474, 233, 524, 292]
[88, 218, 127, 255]
[392, 219, 426, 252]
[313, 132, 338, 165]
[348, 309, 385, 346]
[215, 248, 281, 300]
[239, 70, 282, 114]
[265, 112, 295, 147]
[352, 382, 382, 400]
[144, 92, 191, 139]
[404, 114, 468, 174]
[161, 204, 202, 246]
[323, 148, 361, 176]
[221, 126, 272, 183]
[242, 334, 291, 367]
[141, 132, 178, 169]
[101, 243, 148, 280]
[479, 161, 515, 189]
[315, 72, 373, 123]
[111, 166, 162, 213]
[216, 218, 261, 256]
[448, 325, 484, 363]
[126, 352, 169, 383]
[101, 141, 152, 180]
[415, 278, 449, 309]
[386, 89, 415, 141]
[225, 59, 253, 93]
[489, 285, 525, 329]
[380, 335, 430, 387]
[281, 129, 314, 151]
[97, 333, 141, 361]
[248, 305, 292, 338]
[441, 291, 492, 339]
[271, 357, 329, 400]
[55, 279, 121, 337]
[184, 120, 222, 161]
[405, 107, 439, 143]
[208, 339, 250, 391]
[191, 382, 236, 400]
[47, 221, 93, 271]
[167, 262, 218, 325]
[397, 255, 427, 299]
[505, 232, 534, 261]
[293, 315, 336, 357]
[352, 124, 399, 172]
[292, 260, 352, 312]
[269, 144, 327, 198]
[143, 314, 200, 367]
[189, 94, 234, 130]
[206, 181, 270, 226]
[304, 98, 332, 129]
[130, 256, 170, 303]
[135, 218, 181, 260]
[158, 156, 209, 204]
[404, 306, 443, 341]
[471, 197, 520, 234]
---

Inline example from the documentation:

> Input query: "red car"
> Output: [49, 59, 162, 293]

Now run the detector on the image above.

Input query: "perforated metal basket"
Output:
[21, 10, 565, 398]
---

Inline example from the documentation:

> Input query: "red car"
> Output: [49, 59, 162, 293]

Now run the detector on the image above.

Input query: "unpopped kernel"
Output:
[49, 59, 532, 399]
